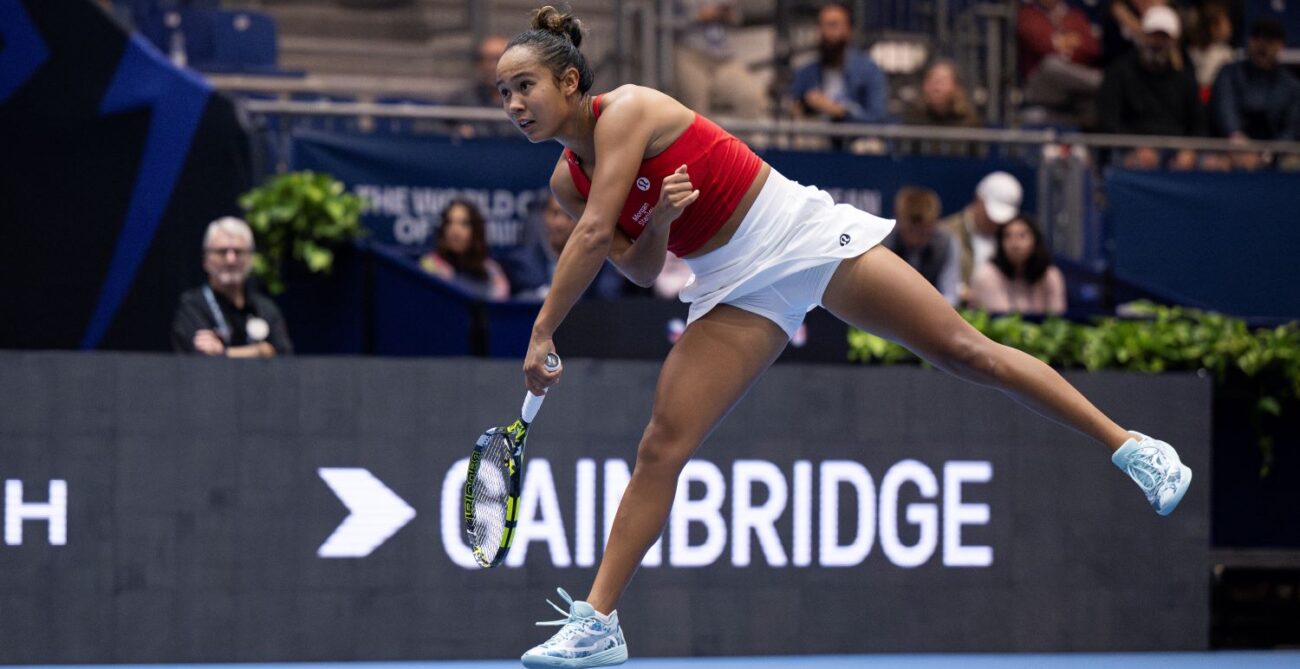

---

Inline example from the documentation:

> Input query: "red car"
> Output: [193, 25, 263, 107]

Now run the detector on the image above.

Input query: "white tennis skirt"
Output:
[680, 168, 895, 335]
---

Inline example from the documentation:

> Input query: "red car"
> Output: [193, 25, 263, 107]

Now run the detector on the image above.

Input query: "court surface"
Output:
[5, 653, 1299, 669]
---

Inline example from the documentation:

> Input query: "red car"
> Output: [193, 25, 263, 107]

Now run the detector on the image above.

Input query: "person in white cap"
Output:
[1098, 4, 1205, 170]
[939, 171, 1023, 303]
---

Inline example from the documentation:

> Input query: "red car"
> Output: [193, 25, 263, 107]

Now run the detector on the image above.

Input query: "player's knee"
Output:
[633, 417, 696, 476]
[938, 331, 1003, 385]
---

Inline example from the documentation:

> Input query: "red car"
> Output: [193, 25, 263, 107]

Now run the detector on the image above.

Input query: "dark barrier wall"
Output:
[276, 242, 854, 361]
[0, 353, 1209, 663]
[0, 0, 254, 351]
[1106, 169, 1300, 320]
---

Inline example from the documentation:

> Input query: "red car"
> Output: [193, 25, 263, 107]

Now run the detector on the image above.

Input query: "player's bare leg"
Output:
[822, 246, 1129, 448]
[522, 305, 787, 668]
[588, 304, 789, 613]
[821, 246, 1191, 515]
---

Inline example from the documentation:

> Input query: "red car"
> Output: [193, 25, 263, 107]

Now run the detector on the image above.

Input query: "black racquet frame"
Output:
[463, 353, 560, 568]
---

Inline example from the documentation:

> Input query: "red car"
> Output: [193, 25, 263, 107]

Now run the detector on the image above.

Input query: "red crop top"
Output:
[563, 94, 763, 257]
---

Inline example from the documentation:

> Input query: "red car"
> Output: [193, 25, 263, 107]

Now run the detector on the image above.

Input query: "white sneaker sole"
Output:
[521, 645, 628, 668]
[1157, 465, 1193, 516]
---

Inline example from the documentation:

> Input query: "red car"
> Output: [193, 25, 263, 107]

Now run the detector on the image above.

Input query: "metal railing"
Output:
[239, 99, 1300, 154]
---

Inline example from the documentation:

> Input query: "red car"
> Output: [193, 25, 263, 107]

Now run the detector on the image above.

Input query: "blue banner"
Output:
[289, 130, 1038, 256]
[1106, 169, 1300, 320]
[290, 130, 558, 251]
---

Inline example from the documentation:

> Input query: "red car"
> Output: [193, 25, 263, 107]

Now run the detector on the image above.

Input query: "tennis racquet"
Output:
[463, 352, 561, 568]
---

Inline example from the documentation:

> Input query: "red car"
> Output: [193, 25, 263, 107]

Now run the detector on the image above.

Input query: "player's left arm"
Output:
[608, 165, 698, 287]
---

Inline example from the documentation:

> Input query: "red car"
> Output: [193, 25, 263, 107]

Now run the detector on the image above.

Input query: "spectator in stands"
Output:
[1211, 18, 1300, 145]
[172, 217, 293, 357]
[884, 187, 961, 306]
[671, 0, 768, 119]
[1188, 1, 1235, 102]
[939, 171, 1023, 304]
[968, 216, 1066, 315]
[1017, 0, 1103, 126]
[445, 35, 517, 138]
[1097, 5, 1205, 170]
[1101, 0, 1169, 65]
[528, 195, 626, 301]
[788, 2, 889, 129]
[1207, 18, 1300, 171]
[421, 199, 511, 301]
[902, 59, 980, 127]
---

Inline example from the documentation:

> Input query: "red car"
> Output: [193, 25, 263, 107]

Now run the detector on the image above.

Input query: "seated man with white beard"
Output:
[171, 217, 293, 357]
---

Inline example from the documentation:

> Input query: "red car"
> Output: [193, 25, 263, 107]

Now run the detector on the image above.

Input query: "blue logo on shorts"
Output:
[839, 233, 851, 246]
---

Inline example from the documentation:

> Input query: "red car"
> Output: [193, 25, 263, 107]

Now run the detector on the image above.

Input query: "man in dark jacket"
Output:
[1210, 18, 1300, 169]
[1097, 5, 1205, 169]
[172, 217, 293, 357]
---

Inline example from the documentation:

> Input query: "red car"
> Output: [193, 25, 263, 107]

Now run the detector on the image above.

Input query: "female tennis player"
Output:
[502, 7, 1191, 667]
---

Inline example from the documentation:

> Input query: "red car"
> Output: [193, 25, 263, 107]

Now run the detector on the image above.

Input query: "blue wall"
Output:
[1106, 169, 1300, 320]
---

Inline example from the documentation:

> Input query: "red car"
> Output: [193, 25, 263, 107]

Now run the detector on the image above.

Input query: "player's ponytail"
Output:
[506, 5, 594, 94]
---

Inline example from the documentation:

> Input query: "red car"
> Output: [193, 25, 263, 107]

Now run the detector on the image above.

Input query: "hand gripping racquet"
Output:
[463, 352, 561, 568]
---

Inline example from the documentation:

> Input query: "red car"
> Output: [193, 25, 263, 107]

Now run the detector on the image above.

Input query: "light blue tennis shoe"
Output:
[1112, 431, 1192, 516]
[521, 588, 628, 668]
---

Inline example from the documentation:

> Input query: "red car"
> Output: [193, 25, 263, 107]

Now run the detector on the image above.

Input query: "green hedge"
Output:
[848, 302, 1300, 475]
[239, 171, 366, 294]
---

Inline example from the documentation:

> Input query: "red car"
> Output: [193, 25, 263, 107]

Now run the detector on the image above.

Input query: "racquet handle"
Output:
[522, 353, 562, 423]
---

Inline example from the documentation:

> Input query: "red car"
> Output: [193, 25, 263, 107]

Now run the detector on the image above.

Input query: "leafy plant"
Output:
[238, 171, 366, 294]
[848, 302, 1300, 476]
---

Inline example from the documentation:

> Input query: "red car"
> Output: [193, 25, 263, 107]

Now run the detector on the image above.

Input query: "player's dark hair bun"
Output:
[506, 4, 594, 94]
[531, 6, 583, 49]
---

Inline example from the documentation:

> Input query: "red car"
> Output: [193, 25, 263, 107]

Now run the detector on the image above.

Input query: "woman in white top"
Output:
[1189, 1, 1234, 96]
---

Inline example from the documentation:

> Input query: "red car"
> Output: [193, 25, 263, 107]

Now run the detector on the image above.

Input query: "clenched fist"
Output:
[651, 165, 701, 229]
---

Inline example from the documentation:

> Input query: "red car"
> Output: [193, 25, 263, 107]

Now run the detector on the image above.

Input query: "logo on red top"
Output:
[632, 203, 653, 227]
[636, 177, 651, 192]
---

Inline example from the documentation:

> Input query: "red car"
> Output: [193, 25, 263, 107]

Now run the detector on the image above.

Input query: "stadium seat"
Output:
[212, 9, 279, 72]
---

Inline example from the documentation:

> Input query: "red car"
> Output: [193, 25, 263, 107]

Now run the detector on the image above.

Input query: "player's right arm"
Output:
[549, 157, 634, 271]
[550, 160, 696, 288]
[524, 101, 652, 394]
